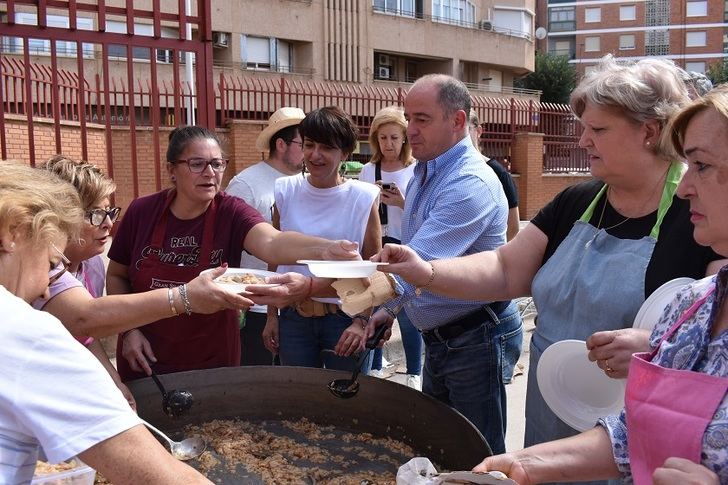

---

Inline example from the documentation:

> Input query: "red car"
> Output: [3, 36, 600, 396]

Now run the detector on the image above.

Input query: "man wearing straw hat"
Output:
[226, 106, 306, 365]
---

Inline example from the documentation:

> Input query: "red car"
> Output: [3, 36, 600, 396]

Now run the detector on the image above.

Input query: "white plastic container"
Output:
[31, 460, 96, 485]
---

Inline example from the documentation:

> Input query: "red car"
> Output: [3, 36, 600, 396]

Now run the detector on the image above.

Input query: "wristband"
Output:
[168, 287, 179, 316]
[305, 276, 314, 299]
[178, 284, 193, 315]
[353, 314, 369, 329]
[415, 261, 435, 296]
[119, 328, 138, 341]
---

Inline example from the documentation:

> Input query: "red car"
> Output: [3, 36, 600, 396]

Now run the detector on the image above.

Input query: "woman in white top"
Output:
[263, 107, 381, 371]
[358, 106, 421, 388]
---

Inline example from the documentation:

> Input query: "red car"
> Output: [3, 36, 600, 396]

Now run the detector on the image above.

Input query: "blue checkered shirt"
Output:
[389, 136, 508, 331]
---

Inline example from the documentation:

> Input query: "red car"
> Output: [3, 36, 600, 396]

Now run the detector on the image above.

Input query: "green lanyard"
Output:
[579, 162, 684, 240]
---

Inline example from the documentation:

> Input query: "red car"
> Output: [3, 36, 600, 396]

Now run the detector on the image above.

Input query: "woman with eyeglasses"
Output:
[32, 155, 255, 407]
[32, 155, 136, 407]
[108, 126, 361, 381]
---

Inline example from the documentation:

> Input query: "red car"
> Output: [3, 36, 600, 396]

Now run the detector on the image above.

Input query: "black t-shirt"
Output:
[531, 179, 721, 298]
[486, 159, 518, 209]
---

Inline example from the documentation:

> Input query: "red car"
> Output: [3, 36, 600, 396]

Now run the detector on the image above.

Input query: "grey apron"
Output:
[525, 162, 682, 485]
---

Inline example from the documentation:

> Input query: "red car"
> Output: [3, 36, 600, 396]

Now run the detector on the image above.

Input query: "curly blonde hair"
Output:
[0, 161, 83, 247]
[368, 106, 413, 166]
[40, 155, 115, 210]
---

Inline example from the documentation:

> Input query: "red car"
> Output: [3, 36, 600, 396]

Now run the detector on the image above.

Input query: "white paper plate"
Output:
[200, 267, 280, 295]
[296, 260, 388, 278]
[537, 339, 626, 431]
[633, 277, 695, 331]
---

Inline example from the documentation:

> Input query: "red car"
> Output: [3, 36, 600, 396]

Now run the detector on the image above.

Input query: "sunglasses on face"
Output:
[48, 243, 72, 285]
[86, 207, 122, 227]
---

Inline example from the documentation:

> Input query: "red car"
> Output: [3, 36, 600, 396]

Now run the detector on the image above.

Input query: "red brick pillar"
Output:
[225, 119, 267, 187]
[512, 132, 544, 220]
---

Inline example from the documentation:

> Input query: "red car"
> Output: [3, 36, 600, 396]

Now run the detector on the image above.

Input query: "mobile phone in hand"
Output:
[381, 183, 395, 190]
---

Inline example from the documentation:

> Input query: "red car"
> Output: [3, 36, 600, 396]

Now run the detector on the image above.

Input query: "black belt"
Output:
[422, 301, 509, 342]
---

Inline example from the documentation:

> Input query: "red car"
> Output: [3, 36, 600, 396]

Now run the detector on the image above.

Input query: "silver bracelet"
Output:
[167, 287, 179, 316]
[178, 284, 193, 315]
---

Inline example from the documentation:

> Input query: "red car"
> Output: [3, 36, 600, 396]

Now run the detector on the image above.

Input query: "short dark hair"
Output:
[269, 125, 300, 154]
[166, 126, 222, 162]
[299, 107, 358, 156]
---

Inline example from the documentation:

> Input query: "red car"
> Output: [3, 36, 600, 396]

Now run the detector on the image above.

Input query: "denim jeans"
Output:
[497, 302, 524, 385]
[422, 303, 522, 455]
[371, 309, 423, 375]
[278, 307, 372, 373]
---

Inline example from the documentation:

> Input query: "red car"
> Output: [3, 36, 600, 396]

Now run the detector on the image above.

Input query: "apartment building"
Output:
[534, 0, 727, 76]
[1, 0, 537, 97]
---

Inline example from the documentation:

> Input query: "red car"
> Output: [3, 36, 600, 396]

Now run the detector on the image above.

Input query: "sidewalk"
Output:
[379, 311, 535, 452]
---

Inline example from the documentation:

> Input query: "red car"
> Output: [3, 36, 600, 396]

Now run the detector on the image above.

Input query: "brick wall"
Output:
[512, 132, 592, 219]
[4, 117, 588, 221]
[3, 115, 108, 172]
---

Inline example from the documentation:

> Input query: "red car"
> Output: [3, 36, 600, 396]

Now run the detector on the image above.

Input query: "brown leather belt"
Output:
[293, 299, 340, 318]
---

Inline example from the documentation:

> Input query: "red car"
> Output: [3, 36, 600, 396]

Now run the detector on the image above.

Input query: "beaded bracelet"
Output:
[167, 287, 179, 317]
[178, 284, 193, 315]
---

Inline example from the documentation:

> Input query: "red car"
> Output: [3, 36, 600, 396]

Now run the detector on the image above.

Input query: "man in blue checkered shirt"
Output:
[368, 74, 522, 454]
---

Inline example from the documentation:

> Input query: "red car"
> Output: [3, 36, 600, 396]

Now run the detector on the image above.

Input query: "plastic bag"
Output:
[397, 457, 517, 485]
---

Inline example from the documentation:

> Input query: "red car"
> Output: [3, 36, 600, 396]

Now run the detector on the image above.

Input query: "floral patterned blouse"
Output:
[599, 264, 728, 483]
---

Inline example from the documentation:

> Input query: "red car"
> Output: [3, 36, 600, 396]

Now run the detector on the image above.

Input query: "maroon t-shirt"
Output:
[109, 190, 265, 281]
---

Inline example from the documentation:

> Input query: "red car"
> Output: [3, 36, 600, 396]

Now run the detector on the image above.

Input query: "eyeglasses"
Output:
[175, 157, 229, 173]
[48, 243, 72, 285]
[287, 140, 303, 148]
[86, 207, 122, 227]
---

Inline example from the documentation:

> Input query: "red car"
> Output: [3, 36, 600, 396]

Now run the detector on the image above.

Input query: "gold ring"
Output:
[605, 359, 613, 372]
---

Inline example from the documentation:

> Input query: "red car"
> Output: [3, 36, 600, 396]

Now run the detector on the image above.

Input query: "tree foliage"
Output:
[515, 52, 577, 104]
[706, 60, 728, 86]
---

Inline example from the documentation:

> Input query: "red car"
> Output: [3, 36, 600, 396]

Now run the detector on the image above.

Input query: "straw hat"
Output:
[255, 107, 306, 151]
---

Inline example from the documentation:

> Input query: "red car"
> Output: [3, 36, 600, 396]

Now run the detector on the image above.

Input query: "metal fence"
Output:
[0, 0, 214, 200]
[1, 53, 589, 174]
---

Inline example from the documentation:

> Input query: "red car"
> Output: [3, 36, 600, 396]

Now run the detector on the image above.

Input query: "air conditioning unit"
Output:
[213, 31, 229, 48]
[377, 54, 391, 66]
[478, 20, 493, 31]
[376, 66, 391, 79]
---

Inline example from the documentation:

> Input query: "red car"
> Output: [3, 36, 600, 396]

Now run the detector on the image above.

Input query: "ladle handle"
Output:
[366, 322, 390, 350]
[141, 419, 174, 447]
[150, 371, 168, 397]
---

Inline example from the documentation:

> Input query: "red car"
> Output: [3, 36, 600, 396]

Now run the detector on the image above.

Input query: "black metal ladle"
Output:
[150, 371, 194, 418]
[328, 324, 390, 399]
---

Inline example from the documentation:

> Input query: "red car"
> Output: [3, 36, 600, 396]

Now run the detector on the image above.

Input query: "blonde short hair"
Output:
[368, 106, 413, 166]
[670, 85, 728, 157]
[570, 55, 690, 160]
[0, 161, 83, 246]
[40, 155, 116, 209]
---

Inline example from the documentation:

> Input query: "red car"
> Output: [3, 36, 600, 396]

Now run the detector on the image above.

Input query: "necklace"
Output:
[597, 166, 670, 232]
[595, 187, 631, 231]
